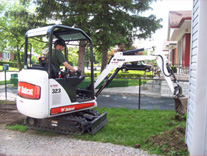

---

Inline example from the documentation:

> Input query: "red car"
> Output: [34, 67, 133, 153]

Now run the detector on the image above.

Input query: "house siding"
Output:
[186, 0, 207, 155]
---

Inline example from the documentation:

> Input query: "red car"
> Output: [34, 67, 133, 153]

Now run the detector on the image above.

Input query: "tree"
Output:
[33, 0, 162, 71]
[0, 1, 45, 70]
[88, 0, 162, 70]
[33, 0, 92, 75]
[0, 3, 7, 51]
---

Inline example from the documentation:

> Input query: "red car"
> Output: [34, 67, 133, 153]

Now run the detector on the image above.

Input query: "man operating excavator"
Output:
[48, 39, 81, 77]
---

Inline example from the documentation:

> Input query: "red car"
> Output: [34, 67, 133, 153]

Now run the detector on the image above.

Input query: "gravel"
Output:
[0, 125, 150, 156]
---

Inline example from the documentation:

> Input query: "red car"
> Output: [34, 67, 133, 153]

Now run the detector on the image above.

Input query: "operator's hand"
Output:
[76, 70, 82, 76]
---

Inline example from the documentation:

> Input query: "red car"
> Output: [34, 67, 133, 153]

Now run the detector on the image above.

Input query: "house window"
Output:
[2, 52, 10, 60]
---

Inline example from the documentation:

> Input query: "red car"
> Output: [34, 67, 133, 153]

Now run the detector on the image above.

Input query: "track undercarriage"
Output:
[26, 110, 108, 135]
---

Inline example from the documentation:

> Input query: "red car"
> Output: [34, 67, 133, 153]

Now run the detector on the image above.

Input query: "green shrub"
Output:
[31, 56, 38, 64]
[0, 61, 17, 67]
[85, 71, 154, 78]
[78, 79, 128, 89]
[96, 79, 128, 89]
[0, 61, 25, 68]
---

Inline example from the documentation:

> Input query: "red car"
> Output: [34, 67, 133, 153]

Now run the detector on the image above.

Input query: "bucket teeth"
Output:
[174, 95, 188, 115]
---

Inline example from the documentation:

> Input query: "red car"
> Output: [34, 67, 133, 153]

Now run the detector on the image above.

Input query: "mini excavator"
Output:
[16, 25, 188, 134]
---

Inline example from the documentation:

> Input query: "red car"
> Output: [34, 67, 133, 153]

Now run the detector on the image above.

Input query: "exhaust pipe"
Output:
[174, 95, 188, 115]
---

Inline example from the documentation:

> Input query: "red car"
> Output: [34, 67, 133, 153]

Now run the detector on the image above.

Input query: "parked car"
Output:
[122, 61, 152, 72]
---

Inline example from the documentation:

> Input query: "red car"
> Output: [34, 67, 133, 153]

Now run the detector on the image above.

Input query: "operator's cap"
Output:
[54, 39, 66, 47]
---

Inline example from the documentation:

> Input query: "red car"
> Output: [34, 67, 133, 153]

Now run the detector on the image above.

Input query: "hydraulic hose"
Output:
[157, 55, 173, 77]
[157, 55, 182, 96]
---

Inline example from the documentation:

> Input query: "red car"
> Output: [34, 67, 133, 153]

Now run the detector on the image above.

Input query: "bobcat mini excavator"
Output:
[17, 25, 187, 135]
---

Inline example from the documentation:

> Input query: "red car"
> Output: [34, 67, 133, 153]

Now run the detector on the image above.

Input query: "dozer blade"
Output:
[87, 112, 108, 135]
[174, 95, 188, 115]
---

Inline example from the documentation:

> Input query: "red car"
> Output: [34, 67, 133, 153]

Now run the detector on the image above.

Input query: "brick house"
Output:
[0, 51, 14, 61]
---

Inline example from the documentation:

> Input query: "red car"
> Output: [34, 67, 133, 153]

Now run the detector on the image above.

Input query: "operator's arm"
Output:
[62, 62, 77, 72]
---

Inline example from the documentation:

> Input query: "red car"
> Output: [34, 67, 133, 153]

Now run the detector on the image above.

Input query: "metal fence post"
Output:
[4, 70, 7, 100]
[138, 78, 141, 110]
[3, 64, 9, 100]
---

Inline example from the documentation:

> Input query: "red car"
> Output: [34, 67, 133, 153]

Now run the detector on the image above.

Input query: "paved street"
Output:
[0, 85, 175, 111]
[0, 85, 18, 101]
[97, 93, 174, 110]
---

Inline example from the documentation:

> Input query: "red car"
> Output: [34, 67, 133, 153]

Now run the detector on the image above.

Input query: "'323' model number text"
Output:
[52, 88, 61, 94]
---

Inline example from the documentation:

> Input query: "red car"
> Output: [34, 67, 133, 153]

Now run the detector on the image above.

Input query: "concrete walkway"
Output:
[0, 85, 18, 101]
[100, 86, 160, 97]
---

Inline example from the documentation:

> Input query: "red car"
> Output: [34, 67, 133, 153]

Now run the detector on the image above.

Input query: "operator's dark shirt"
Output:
[50, 49, 66, 73]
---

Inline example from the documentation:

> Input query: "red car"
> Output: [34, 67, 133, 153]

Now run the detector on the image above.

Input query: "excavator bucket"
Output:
[174, 95, 188, 115]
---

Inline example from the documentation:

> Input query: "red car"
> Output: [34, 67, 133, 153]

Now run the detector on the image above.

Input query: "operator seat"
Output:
[39, 57, 58, 78]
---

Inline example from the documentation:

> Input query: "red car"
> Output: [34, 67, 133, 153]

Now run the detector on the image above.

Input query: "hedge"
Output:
[78, 79, 128, 89]
[0, 61, 24, 68]
[0, 61, 17, 67]
[85, 71, 154, 78]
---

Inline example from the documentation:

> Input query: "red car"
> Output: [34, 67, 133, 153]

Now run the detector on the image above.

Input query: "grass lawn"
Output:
[0, 80, 11, 85]
[6, 108, 188, 155]
[74, 108, 188, 155]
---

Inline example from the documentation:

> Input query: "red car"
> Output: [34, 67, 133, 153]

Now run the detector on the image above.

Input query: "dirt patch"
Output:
[145, 126, 188, 155]
[0, 101, 25, 125]
[174, 114, 186, 122]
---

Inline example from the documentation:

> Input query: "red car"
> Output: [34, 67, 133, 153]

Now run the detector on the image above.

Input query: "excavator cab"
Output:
[22, 25, 95, 101]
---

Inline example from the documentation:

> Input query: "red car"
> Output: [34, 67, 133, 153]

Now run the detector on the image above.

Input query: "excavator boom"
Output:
[94, 48, 188, 115]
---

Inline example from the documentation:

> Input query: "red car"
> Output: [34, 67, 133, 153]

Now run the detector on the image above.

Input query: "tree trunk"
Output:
[17, 51, 22, 71]
[78, 40, 86, 76]
[101, 48, 108, 71]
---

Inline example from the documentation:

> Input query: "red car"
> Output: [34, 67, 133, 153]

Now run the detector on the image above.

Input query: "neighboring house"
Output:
[165, 10, 192, 68]
[0, 51, 14, 61]
[153, 10, 191, 98]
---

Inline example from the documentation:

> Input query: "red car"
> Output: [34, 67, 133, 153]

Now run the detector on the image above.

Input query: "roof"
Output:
[169, 11, 192, 28]
[26, 25, 91, 42]
[163, 40, 177, 51]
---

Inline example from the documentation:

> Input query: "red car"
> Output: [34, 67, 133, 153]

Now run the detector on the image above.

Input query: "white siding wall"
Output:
[186, 0, 207, 155]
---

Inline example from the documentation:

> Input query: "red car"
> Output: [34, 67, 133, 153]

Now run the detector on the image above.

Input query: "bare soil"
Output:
[145, 115, 188, 155]
[0, 101, 25, 125]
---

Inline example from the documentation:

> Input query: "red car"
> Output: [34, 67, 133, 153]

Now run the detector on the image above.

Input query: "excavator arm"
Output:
[94, 47, 188, 115]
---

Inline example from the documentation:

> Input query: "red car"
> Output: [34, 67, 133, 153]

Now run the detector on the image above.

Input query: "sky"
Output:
[134, 0, 193, 52]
